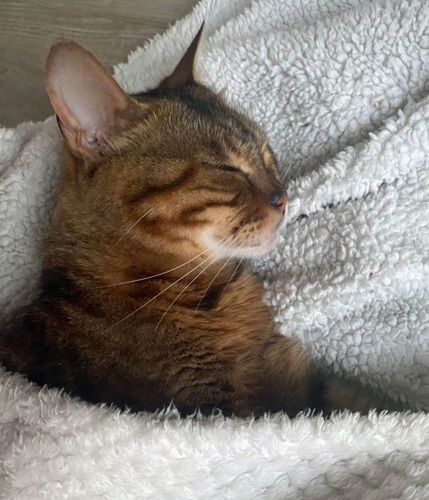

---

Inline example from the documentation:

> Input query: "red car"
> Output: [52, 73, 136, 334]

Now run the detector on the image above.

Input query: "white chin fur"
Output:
[232, 236, 279, 259]
[201, 229, 281, 261]
[200, 210, 287, 261]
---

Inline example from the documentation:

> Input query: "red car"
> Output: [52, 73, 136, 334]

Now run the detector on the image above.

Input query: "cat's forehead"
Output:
[134, 84, 264, 147]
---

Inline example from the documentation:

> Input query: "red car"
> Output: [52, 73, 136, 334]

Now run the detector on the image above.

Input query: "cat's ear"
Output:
[45, 42, 139, 161]
[160, 23, 204, 89]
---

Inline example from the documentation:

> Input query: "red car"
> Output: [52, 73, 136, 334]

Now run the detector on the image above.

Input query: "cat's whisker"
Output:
[209, 254, 246, 354]
[281, 164, 292, 184]
[194, 242, 244, 314]
[98, 246, 212, 288]
[281, 127, 298, 184]
[188, 233, 193, 273]
[100, 235, 236, 334]
[112, 208, 153, 248]
[281, 148, 294, 184]
[155, 255, 218, 331]
[156, 235, 240, 330]
[99, 256, 214, 334]
[219, 253, 245, 303]
[280, 167, 288, 184]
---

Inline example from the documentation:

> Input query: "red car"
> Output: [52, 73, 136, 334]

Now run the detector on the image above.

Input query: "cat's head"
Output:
[45, 27, 286, 265]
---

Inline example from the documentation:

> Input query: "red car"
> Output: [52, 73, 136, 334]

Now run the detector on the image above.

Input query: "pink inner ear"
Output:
[45, 42, 134, 159]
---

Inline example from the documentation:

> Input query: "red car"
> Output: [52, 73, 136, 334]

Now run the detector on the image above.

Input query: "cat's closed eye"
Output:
[218, 165, 242, 173]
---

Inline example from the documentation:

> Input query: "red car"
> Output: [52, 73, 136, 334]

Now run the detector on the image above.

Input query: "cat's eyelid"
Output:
[218, 164, 242, 173]
[201, 162, 249, 178]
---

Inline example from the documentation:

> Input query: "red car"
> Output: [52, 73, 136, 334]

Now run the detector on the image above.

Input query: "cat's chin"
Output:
[234, 235, 279, 259]
[200, 229, 281, 261]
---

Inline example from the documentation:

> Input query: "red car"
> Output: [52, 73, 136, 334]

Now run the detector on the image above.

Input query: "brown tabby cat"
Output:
[0, 28, 367, 417]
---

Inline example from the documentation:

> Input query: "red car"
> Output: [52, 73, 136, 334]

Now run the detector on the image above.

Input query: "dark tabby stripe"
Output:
[126, 165, 196, 204]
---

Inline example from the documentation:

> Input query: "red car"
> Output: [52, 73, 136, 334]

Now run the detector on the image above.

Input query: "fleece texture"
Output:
[1, 0, 429, 497]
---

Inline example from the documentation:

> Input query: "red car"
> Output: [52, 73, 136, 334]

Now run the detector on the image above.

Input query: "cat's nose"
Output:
[269, 189, 287, 212]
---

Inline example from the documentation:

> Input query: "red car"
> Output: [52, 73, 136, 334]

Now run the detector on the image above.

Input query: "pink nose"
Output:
[269, 190, 287, 212]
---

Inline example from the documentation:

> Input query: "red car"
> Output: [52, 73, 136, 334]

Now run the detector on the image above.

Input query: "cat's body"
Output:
[0, 29, 368, 417]
[9, 240, 315, 417]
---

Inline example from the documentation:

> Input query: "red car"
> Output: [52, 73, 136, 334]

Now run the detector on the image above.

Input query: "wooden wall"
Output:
[0, 0, 197, 126]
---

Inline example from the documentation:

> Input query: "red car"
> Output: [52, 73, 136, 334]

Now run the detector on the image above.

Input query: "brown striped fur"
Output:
[0, 29, 372, 417]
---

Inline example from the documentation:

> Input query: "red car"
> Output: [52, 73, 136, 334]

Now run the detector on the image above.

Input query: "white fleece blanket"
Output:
[1, 0, 429, 497]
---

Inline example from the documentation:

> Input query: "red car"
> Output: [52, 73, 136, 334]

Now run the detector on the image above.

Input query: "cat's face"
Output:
[114, 85, 286, 260]
[46, 29, 286, 264]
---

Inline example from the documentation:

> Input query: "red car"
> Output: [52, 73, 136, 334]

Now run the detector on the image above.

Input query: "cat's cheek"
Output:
[198, 228, 232, 259]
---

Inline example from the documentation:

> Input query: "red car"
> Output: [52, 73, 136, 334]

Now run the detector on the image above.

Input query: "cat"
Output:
[0, 27, 371, 417]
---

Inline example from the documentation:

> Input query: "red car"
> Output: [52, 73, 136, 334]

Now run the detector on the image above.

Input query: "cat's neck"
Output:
[45, 225, 246, 301]
[104, 244, 244, 294]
